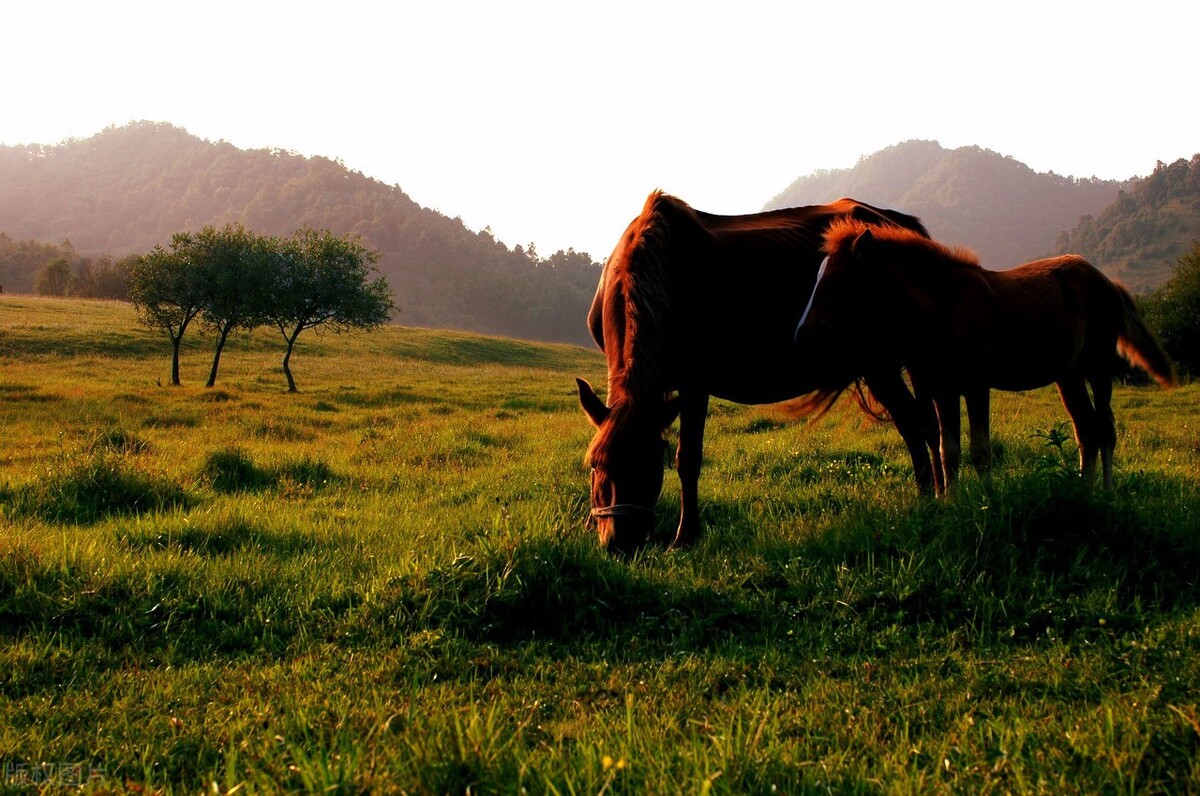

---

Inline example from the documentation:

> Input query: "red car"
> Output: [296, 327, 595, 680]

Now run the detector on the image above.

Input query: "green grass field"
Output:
[1, 295, 1198, 794]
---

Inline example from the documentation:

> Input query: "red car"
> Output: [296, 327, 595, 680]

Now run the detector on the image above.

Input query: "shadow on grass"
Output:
[385, 331, 596, 371]
[351, 537, 761, 650]
[116, 516, 332, 558]
[0, 530, 354, 673]
[331, 385, 445, 410]
[1, 453, 191, 524]
[0, 329, 154, 360]
[376, 469, 1200, 660]
[201, 449, 340, 494]
[0, 382, 59, 404]
[739, 469, 1200, 648]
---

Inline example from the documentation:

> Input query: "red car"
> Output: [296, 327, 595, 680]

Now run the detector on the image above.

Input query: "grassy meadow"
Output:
[1, 295, 1199, 794]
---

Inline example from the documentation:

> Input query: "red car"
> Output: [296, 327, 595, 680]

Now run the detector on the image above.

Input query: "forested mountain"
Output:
[767, 140, 1128, 272]
[4, 125, 1194, 346]
[1054, 156, 1200, 293]
[0, 122, 601, 345]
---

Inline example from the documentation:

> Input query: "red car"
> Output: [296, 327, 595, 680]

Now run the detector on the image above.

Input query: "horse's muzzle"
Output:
[591, 503, 656, 555]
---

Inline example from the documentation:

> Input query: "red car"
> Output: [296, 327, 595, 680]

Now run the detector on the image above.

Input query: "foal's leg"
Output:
[965, 388, 993, 476]
[920, 397, 947, 495]
[1089, 375, 1117, 487]
[865, 371, 935, 495]
[933, 394, 963, 488]
[671, 391, 709, 549]
[1055, 376, 1098, 481]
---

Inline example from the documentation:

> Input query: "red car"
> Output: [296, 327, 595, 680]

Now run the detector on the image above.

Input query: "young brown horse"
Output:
[793, 219, 1175, 488]
[579, 191, 939, 555]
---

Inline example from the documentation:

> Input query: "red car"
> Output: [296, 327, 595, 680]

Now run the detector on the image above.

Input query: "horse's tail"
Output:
[1115, 284, 1176, 387]
[782, 378, 888, 421]
[850, 379, 892, 422]
[781, 387, 845, 419]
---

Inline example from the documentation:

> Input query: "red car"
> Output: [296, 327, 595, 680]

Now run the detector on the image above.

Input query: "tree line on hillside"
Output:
[130, 223, 394, 391]
[1056, 155, 1200, 292]
[1141, 241, 1200, 379]
[0, 122, 602, 345]
[0, 233, 134, 298]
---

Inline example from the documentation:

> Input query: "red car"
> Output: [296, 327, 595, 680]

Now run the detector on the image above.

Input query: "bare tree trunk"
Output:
[206, 328, 231, 388]
[279, 323, 303, 392]
[282, 338, 298, 392]
[170, 335, 183, 386]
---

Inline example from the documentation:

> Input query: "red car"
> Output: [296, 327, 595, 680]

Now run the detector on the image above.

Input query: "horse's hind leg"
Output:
[1056, 376, 1099, 481]
[965, 387, 993, 476]
[865, 371, 936, 495]
[1089, 374, 1117, 487]
[933, 394, 962, 488]
[921, 397, 946, 495]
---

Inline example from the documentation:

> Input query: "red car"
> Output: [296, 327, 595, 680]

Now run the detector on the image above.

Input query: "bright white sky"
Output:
[3, 1, 1196, 260]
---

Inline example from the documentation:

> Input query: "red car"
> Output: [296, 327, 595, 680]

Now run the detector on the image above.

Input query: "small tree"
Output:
[98, 256, 136, 300]
[1144, 242, 1200, 377]
[69, 259, 98, 297]
[34, 258, 72, 296]
[129, 240, 207, 386]
[267, 228, 395, 392]
[193, 224, 276, 388]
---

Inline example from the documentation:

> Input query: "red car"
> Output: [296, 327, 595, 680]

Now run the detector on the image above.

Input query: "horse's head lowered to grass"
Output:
[578, 378, 679, 555]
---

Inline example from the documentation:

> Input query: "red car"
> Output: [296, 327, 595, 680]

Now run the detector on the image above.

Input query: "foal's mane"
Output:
[823, 217, 979, 269]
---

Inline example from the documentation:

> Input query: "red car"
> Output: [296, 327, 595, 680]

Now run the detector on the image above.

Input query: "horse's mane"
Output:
[823, 217, 979, 269]
[604, 190, 690, 403]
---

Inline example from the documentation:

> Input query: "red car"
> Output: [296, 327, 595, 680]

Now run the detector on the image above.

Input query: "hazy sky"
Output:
[3, 1, 1196, 259]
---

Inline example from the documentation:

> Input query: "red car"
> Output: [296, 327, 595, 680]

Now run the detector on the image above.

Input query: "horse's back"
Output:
[692, 197, 925, 246]
[591, 192, 928, 402]
[998, 255, 1124, 313]
[976, 254, 1136, 386]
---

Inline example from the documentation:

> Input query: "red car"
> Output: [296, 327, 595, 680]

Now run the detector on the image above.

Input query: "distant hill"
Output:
[1053, 155, 1200, 293]
[5, 127, 1193, 347]
[767, 140, 1128, 271]
[0, 122, 601, 345]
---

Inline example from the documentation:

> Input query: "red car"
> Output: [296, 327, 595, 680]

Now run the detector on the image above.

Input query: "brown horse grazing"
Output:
[793, 218, 1176, 488]
[578, 191, 940, 555]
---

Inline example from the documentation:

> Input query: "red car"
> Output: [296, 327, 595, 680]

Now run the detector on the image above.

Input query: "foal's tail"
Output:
[1116, 285, 1176, 387]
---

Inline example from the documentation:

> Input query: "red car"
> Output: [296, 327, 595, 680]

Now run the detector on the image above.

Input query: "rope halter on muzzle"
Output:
[591, 503, 655, 520]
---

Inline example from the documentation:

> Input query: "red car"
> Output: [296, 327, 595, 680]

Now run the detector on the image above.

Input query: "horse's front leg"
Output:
[920, 397, 946, 495]
[965, 387, 993, 476]
[864, 371, 935, 495]
[670, 391, 709, 549]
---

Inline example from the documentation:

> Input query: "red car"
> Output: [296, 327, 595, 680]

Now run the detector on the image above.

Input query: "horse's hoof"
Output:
[667, 529, 701, 551]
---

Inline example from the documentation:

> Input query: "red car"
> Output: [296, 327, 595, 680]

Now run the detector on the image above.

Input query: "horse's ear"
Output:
[577, 378, 610, 427]
[850, 227, 876, 260]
